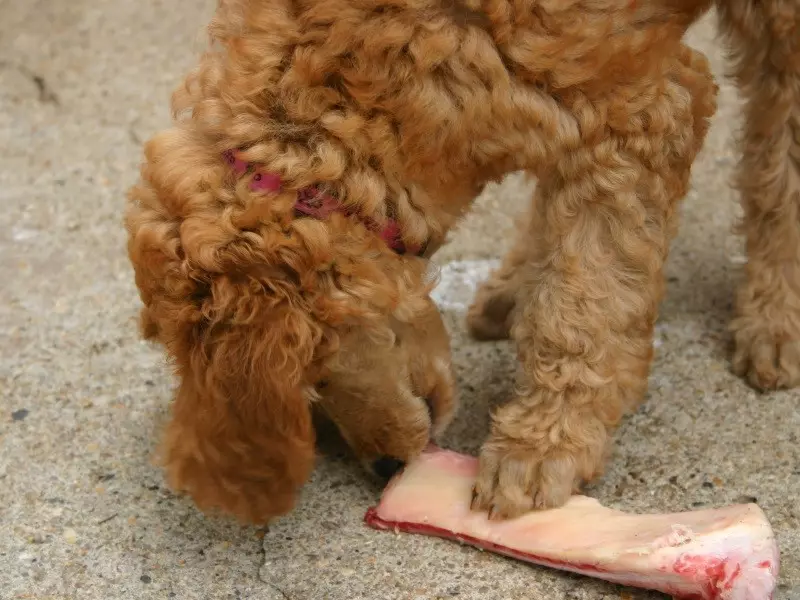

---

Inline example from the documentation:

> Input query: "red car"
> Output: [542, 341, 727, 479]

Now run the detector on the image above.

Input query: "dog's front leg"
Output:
[472, 53, 717, 518]
[471, 172, 662, 518]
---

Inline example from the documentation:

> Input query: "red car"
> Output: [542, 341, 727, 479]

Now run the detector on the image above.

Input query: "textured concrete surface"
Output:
[1, 1, 798, 599]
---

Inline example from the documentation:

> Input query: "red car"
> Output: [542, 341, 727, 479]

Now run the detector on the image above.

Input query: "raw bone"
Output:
[364, 447, 779, 599]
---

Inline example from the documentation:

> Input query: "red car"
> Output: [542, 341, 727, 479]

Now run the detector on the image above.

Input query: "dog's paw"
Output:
[732, 317, 800, 391]
[471, 442, 582, 520]
[471, 389, 610, 519]
[466, 280, 517, 341]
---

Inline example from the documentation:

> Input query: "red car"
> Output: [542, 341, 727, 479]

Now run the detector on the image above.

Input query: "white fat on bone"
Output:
[365, 447, 779, 600]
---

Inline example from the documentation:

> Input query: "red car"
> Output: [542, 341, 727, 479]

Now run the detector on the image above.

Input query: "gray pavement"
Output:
[1, 1, 797, 598]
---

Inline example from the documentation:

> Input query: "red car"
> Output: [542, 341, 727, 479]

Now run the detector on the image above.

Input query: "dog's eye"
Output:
[316, 380, 329, 389]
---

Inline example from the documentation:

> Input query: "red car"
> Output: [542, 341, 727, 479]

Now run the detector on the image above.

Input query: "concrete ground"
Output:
[1, 1, 798, 598]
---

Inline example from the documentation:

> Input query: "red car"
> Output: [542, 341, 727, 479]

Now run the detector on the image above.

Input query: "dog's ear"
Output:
[160, 282, 321, 524]
[124, 127, 326, 523]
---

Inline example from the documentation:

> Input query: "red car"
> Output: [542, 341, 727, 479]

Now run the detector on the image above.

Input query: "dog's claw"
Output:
[470, 486, 481, 512]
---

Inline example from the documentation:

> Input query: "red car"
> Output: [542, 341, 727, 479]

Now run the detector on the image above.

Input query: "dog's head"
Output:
[126, 124, 457, 523]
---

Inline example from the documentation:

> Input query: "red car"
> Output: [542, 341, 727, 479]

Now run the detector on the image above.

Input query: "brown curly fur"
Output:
[125, 0, 798, 524]
[469, 0, 798, 518]
[720, 0, 800, 390]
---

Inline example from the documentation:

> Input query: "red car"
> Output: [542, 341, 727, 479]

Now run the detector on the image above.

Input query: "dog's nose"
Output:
[372, 456, 405, 479]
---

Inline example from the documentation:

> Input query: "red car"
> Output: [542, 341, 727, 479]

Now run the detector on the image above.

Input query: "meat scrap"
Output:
[365, 447, 779, 599]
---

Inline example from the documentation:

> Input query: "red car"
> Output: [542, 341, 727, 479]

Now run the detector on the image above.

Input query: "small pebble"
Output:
[63, 528, 77, 544]
[140, 575, 152, 584]
[12, 409, 29, 421]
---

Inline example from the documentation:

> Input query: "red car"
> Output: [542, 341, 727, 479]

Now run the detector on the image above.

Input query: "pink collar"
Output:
[223, 150, 420, 255]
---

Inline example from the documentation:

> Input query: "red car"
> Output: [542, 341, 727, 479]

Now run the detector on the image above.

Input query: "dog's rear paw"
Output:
[732, 315, 800, 391]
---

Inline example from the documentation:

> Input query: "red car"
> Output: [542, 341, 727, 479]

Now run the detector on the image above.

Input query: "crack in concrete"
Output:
[264, 582, 291, 600]
[0, 60, 60, 105]
[256, 529, 292, 599]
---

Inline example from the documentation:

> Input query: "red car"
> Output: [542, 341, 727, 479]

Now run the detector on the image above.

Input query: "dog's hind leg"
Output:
[721, 0, 800, 390]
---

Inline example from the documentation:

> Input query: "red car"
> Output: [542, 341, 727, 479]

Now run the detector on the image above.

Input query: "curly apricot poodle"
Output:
[125, 0, 797, 523]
